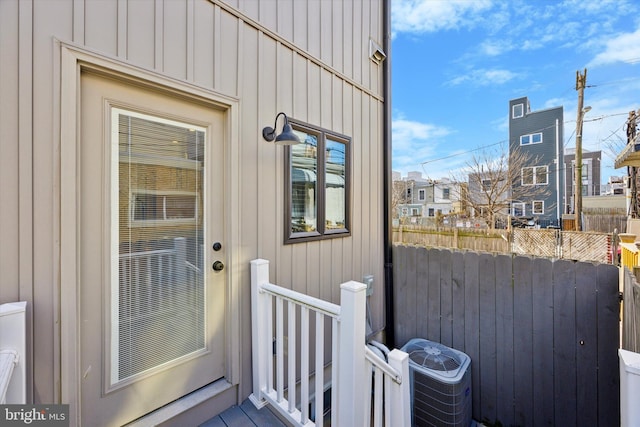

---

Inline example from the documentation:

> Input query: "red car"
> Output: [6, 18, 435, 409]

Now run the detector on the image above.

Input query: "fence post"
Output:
[336, 280, 367, 427]
[249, 259, 270, 408]
[387, 349, 411, 427]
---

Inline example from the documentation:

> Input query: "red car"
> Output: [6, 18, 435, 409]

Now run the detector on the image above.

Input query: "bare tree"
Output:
[391, 179, 412, 223]
[449, 144, 553, 229]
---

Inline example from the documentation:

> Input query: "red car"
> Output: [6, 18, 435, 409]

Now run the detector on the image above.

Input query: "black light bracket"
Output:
[262, 112, 301, 145]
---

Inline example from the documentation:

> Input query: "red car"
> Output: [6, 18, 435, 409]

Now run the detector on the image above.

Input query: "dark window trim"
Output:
[284, 120, 351, 244]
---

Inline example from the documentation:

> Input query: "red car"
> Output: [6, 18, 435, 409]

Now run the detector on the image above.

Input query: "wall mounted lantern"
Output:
[262, 112, 301, 145]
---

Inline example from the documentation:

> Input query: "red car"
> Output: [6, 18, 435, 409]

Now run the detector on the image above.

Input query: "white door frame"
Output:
[57, 41, 241, 426]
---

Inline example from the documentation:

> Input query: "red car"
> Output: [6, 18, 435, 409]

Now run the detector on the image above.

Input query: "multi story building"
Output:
[392, 172, 465, 223]
[564, 148, 602, 211]
[509, 97, 564, 227]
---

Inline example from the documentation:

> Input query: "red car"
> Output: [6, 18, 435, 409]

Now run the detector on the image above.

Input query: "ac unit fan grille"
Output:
[406, 343, 462, 371]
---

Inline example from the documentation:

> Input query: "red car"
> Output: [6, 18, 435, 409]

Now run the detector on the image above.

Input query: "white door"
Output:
[79, 70, 226, 426]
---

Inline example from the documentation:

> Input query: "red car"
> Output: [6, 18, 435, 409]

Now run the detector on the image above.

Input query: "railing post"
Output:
[0, 301, 26, 404]
[336, 280, 367, 427]
[249, 259, 270, 409]
[387, 349, 411, 427]
[174, 237, 187, 280]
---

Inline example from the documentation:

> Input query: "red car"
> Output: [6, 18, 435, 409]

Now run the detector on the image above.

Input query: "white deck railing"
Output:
[250, 259, 410, 427]
[0, 301, 27, 404]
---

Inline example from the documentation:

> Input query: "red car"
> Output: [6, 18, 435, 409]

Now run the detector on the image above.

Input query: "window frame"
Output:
[512, 103, 524, 119]
[520, 132, 543, 145]
[532, 200, 544, 215]
[521, 165, 548, 185]
[442, 187, 450, 200]
[418, 189, 425, 201]
[284, 120, 351, 244]
[512, 202, 525, 217]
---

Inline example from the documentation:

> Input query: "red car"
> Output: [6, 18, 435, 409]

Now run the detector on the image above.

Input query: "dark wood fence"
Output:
[392, 245, 620, 427]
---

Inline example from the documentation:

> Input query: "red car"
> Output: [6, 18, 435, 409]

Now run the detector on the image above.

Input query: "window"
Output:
[512, 103, 524, 118]
[520, 132, 543, 145]
[418, 189, 425, 201]
[522, 165, 548, 185]
[512, 202, 525, 217]
[532, 200, 544, 214]
[481, 179, 491, 191]
[411, 208, 419, 216]
[131, 191, 198, 224]
[286, 121, 350, 243]
[428, 208, 435, 217]
[442, 188, 450, 199]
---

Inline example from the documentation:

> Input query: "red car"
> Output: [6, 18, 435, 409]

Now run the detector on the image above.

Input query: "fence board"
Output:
[513, 256, 533, 426]
[597, 263, 621, 426]
[451, 251, 466, 352]
[552, 260, 577, 427]
[531, 257, 554, 426]
[427, 248, 441, 342]
[416, 247, 430, 342]
[393, 245, 412, 347]
[494, 254, 514, 426]
[576, 262, 598, 426]
[478, 253, 497, 423]
[439, 249, 453, 348]
[463, 252, 481, 419]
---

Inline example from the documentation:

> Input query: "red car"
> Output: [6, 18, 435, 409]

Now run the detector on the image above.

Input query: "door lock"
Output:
[212, 242, 222, 251]
[212, 261, 225, 272]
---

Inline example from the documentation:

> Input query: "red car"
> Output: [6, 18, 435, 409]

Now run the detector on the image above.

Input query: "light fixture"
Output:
[583, 106, 592, 114]
[262, 112, 301, 145]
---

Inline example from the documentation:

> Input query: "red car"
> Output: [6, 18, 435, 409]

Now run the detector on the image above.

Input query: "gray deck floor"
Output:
[200, 399, 290, 427]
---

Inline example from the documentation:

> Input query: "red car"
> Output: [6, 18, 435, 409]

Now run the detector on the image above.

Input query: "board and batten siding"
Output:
[0, 0, 386, 406]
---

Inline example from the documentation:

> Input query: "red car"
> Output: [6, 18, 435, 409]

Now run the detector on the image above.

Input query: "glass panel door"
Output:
[111, 109, 206, 386]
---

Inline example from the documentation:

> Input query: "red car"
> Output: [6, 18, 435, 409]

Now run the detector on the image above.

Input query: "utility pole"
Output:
[574, 68, 587, 231]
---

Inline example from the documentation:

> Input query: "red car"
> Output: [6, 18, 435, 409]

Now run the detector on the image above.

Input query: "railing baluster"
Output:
[287, 301, 296, 414]
[364, 359, 373, 426]
[374, 365, 383, 427]
[300, 306, 309, 424]
[276, 296, 284, 403]
[331, 317, 338, 426]
[266, 293, 273, 393]
[315, 312, 324, 426]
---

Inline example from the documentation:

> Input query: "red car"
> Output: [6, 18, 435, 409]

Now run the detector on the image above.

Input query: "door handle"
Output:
[212, 261, 224, 272]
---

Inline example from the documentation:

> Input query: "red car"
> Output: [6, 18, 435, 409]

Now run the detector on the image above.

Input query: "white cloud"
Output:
[448, 68, 519, 86]
[392, 0, 493, 35]
[391, 116, 453, 176]
[588, 27, 640, 67]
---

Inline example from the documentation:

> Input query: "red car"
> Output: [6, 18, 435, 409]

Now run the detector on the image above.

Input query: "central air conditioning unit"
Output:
[401, 338, 472, 427]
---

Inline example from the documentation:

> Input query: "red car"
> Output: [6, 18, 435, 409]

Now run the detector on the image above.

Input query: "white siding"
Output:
[0, 0, 386, 407]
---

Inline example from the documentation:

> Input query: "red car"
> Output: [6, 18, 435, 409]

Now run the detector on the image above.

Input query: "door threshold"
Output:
[124, 379, 235, 427]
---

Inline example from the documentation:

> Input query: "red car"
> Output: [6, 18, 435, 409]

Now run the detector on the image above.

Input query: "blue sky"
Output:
[391, 0, 640, 185]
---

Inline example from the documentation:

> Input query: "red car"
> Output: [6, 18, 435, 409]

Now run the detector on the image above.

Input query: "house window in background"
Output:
[418, 189, 425, 201]
[442, 188, 450, 199]
[512, 202, 525, 217]
[522, 165, 548, 185]
[285, 121, 351, 243]
[532, 200, 544, 214]
[520, 132, 542, 145]
[481, 179, 491, 192]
